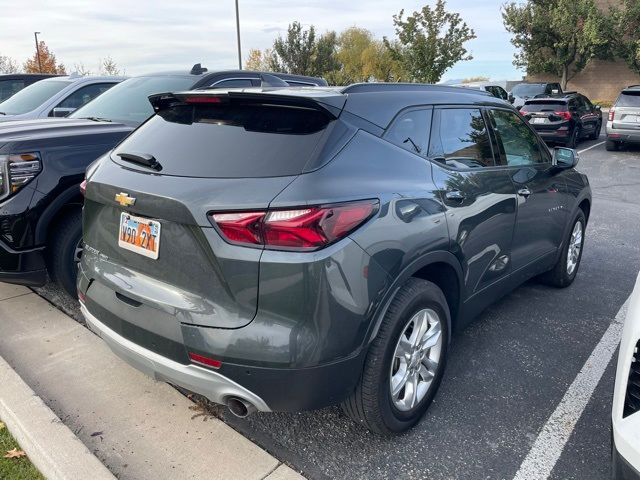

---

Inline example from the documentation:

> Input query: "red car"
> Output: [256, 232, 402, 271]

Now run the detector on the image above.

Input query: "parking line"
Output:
[578, 141, 605, 154]
[512, 297, 629, 480]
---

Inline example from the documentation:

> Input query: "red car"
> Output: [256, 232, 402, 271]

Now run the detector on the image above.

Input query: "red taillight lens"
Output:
[188, 352, 222, 369]
[210, 200, 378, 251]
[608, 108, 615, 121]
[79, 179, 87, 196]
[185, 96, 223, 104]
[211, 212, 265, 245]
[555, 111, 572, 121]
[519, 110, 529, 116]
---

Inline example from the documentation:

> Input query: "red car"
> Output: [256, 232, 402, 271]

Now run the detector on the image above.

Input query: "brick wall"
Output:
[527, 59, 640, 102]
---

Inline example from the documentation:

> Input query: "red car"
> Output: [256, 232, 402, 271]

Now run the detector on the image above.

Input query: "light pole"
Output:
[235, 0, 242, 69]
[34, 32, 42, 73]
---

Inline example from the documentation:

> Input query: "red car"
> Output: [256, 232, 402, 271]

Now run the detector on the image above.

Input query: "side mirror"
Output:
[595, 105, 602, 111]
[552, 147, 579, 168]
[508, 94, 515, 104]
[51, 107, 76, 118]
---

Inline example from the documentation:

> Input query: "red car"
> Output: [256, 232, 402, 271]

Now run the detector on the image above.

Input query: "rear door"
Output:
[577, 95, 599, 136]
[487, 108, 568, 274]
[612, 90, 640, 131]
[430, 107, 518, 295]
[83, 94, 340, 330]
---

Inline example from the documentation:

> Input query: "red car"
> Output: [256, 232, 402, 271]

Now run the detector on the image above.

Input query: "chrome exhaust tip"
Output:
[226, 397, 257, 418]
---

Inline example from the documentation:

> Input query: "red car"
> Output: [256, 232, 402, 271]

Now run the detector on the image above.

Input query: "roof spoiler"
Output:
[148, 91, 345, 118]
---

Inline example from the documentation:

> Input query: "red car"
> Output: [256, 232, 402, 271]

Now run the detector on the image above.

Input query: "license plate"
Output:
[118, 212, 161, 259]
[624, 115, 640, 123]
[531, 117, 546, 124]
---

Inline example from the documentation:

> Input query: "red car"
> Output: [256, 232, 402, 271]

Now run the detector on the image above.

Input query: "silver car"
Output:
[0, 74, 125, 122]
[606, 85, 640, 151]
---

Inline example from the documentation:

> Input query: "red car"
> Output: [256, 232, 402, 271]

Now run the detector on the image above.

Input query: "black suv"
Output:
[520, 92, 602, 147]
[509, 82, 563, 109]
[0, 74, 61, 102]
[79, 84, 591, 434]
[0, 65, 326, 296]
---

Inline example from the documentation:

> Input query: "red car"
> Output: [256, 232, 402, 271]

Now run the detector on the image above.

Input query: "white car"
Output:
[0, 75, 124, 122]
[613, 273, 640, 479]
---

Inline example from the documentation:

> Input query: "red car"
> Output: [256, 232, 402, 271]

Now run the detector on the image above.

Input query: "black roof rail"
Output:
[625, 84, 640, 89]
[340, 82, 491, 95]
[190, 63, 208, 75]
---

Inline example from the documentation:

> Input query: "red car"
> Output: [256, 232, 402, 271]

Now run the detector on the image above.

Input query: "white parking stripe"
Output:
[513, 297, 630, 480]
[578, 141, 605, 154]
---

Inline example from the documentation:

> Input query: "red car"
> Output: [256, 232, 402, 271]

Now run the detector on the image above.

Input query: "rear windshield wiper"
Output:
[117, 152, 162, 171]
[403, 137, 422, 154]
[82, 116, 112, 122]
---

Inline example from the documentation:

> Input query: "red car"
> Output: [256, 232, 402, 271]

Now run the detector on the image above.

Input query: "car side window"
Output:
[488, 109, 545, 166]
[52, 83, 114, 113]
[384, 108, 432, 157]
[211, 78, 254, 88]
[429, 108, 495, 168]
[497, 87, 508, 100]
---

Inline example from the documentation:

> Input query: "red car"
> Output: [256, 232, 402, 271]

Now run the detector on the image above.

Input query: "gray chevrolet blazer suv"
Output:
[78, 84, 592, 434]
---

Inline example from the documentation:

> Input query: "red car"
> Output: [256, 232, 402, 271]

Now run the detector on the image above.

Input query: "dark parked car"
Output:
[79, 84, 591, 434]
[0, 74, 61, 102]
[520, 92, 602, 147]
[606, 85, 640, 151]
[509, 82, 563, 109]
[0, 65, 326, 297]
[452, 82, 509, 100]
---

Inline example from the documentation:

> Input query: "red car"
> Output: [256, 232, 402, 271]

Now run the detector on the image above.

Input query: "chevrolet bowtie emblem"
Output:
[115, 192, 136, 207]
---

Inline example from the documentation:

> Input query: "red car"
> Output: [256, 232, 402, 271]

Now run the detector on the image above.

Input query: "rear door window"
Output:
[616, 92, 640, 107]
[429, 108, 495, 168]
[51, 83, 115, 113]
[0, 80, 25, 102]
[488, 109, 545, 166]
[384, 108, 432, 157]
[113, 100, 334, 178]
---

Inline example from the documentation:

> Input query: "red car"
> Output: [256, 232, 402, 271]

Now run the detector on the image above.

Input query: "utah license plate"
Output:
[118, 212, 161, 259]
[531, 117, 546, 124]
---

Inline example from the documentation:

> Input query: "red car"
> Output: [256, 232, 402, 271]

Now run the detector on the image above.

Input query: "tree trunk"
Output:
[560, 65, 568, 91]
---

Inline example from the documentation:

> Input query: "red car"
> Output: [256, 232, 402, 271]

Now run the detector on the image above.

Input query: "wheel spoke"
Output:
[421, 322, 441, 350]
[406, 372, 419, 408]
[409, 311, 429, 348]
[391, 365, 410, 398]
[418, 362, 434, 382]
[395, 335, 412, 360]
[422, 356, 439, 373]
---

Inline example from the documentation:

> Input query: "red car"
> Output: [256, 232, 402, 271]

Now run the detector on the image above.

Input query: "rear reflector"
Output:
[188, 352, 222, 369]
[210, 200, 378, 251]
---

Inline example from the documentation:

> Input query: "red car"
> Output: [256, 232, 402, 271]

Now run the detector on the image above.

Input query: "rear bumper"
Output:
[0, 239, 46, 287]
[614, 437, 640, 480]
[80, 301, 272, 412]
[532, 128, 571, 144]
[606, 122, 640, 144]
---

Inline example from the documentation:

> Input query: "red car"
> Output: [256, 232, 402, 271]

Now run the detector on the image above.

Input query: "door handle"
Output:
[445, 190, 466, 201]
[517, 188, 532, 198]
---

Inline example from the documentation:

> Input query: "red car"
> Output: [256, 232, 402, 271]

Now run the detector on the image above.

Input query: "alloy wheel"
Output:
[566, 220, 583, 276]
[389, 308, 443, 412]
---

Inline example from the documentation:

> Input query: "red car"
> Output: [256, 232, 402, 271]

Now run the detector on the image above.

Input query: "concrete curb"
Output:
[0, 354, 115, 480]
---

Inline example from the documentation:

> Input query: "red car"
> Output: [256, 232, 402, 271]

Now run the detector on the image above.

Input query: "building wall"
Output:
[527, 59, 640, 102]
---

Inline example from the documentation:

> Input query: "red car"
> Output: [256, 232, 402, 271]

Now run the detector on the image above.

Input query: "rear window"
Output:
[113, 101, 333, 178]
[523, 100, 567, 112]
[0, 80, 69, 115]
[616, 91, 640, 107]
[512, 84, 545, 97]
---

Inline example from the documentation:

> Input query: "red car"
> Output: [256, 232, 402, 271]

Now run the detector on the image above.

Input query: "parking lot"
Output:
[27, 134, 639, 479]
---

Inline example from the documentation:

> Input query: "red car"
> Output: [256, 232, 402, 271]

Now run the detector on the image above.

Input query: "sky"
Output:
[0, 0, 526, 81]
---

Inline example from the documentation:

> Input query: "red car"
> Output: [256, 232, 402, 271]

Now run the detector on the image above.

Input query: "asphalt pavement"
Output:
[33, 136, 640, 480]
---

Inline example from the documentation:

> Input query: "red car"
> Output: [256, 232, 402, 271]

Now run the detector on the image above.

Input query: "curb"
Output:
[0, 355, 115, 480]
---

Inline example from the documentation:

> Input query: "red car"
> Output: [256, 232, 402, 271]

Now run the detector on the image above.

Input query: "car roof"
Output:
[38, 75, 127, 84]
[525, 92, 580, 103]
[0, 73, 62, 80]
[622, 85, 640, 93]
[172, 83, 510, 129]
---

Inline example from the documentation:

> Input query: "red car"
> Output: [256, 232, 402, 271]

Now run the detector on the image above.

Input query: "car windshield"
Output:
[0, 80, 69, 115]
[70, 76, 196, 125]
[617, 91, 640, 107]
[512, 84, 546, 97]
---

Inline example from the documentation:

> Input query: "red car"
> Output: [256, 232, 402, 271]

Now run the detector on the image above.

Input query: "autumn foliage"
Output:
[23, 41, 66, 74]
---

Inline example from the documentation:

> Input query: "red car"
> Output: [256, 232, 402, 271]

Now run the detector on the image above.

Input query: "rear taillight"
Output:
[608, 108, 615, 121]
[519, 110, 529, 116]
[554, 111, 572, 121]
[210, 200, 378, 251]
[79, 180, 87, 196]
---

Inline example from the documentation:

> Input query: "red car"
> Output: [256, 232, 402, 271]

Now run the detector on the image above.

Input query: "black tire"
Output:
[589, 122, 601, 140]
[48, 209, 83, 298]
[341, 278, 450, 435]
[605, 139, 619, 151]
[539, 210, 586, 288]
[567, 127, 579, 148]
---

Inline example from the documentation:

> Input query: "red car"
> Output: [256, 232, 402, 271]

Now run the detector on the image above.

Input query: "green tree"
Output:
[268, 22, 317, 75]
[384, 0, 476, 83]
[244, 48, 272, 71]
[23, 41, 66, 74]
[502, 0, 609, 89]
[611, 0, 640, 73]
